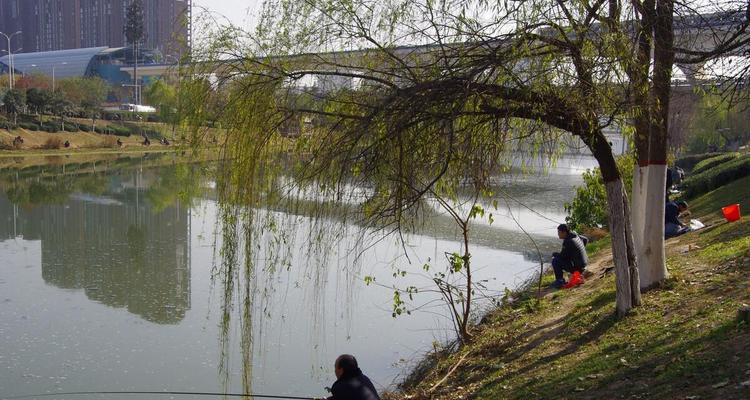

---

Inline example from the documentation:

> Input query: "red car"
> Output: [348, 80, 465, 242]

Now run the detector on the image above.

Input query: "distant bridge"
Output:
[126, 10, 748, 88]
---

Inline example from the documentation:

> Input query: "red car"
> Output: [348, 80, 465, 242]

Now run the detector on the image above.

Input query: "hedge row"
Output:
[13, 121, 78, 133]
[675, 152, 724, 172]
[4, 119, 155, 137]
[12, 121, 138, 136]
[683, 154, 750, 198]
[691, 153, 740, 175]
[92, 125, 132, 137]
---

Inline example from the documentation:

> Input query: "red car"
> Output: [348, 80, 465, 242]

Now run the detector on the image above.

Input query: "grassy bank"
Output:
[0, 127, 175, 153]
[390, 179, 750, 399]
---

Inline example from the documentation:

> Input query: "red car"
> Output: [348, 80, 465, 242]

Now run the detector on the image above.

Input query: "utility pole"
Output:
[124, 0, 145, 106]
[52, 62, 68, 92]
[0, 31, 22, 90]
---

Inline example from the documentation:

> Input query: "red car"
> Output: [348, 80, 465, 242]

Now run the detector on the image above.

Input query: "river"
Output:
[0, 153, 596, 399]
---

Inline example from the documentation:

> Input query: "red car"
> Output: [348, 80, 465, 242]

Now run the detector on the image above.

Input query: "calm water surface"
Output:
[0, 154, 594, 398]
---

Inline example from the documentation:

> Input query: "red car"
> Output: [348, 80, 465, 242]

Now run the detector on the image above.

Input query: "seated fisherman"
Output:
[665, 200, 690, 238]
[550, 224, 588, 289]
[325, 354, 380, 400]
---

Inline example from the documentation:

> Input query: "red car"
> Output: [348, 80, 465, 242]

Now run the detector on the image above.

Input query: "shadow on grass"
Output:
[499, 320, 748, 400]
[472, 277, 750, 399]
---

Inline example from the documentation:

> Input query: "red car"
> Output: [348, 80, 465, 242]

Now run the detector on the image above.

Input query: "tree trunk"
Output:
[622, 189, 642, 306]
[637, 0, 675, 289]
[605, 178, 633, 317]
[631, 166, 647, 282]
[640, 164, 669, 289]
[588, 132, 639, 316]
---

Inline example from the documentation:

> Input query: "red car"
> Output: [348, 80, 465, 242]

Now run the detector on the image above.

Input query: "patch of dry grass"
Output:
[41, 137, 63, 150]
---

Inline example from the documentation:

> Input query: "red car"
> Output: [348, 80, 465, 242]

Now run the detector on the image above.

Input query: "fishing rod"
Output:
[1, 391, 321, 400]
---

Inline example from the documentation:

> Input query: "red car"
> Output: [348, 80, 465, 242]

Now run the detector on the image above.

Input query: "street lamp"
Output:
[52, 62, 68, 92]
[0, 31, 22, 90]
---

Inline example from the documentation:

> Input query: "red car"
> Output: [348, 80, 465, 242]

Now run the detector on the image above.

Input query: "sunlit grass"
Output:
[395, 188, 750, 400]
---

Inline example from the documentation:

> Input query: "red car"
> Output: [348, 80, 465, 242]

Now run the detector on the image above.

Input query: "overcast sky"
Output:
[193, 0, 262, 29]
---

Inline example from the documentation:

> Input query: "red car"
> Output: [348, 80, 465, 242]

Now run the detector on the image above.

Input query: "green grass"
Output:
[687, 174, 750, 220]
[586, 235, 612, 257]
[696, 214, 750, 263]
[394, 187, 750, 400]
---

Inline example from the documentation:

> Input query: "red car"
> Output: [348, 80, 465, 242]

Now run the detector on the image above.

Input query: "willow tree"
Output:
[183, 0, 749, 324]
[182, 0, 647, 319]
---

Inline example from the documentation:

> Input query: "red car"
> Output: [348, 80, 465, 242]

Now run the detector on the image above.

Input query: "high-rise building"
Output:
[0, 0, 191, 58]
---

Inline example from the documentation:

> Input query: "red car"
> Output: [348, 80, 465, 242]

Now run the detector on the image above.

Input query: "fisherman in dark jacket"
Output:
[325, 354, 380, 400]
[665, 200, 689, 238]
[550, 224, 588, 289]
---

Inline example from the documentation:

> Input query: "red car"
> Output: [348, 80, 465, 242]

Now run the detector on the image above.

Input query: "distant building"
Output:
[0, 46, 159, 86]
[0, 0, 191, 59]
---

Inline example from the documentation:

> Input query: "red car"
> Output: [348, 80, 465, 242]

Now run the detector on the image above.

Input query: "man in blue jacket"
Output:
[550, 224, 588, 289]
[326, 354, 380, 400]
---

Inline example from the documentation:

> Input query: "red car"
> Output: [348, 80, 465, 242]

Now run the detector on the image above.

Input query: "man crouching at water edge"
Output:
[550, 224, 588, 289]
[324, 354, 381, 400]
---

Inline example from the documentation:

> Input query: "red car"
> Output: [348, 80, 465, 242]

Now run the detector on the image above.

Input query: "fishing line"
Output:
[495, 187, 564, 225]
[1, 391, 318, 400]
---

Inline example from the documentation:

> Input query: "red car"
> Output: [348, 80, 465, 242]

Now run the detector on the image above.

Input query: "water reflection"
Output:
[0, 159, 194, 324]
[0, 154, 591, 398]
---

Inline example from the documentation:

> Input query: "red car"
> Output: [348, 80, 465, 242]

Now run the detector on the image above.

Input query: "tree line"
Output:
[1, 75, 107, 126]
[0, 73, 182, 131]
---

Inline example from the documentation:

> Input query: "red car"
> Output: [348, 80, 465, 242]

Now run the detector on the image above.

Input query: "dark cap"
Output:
[557, 223, 570, 232]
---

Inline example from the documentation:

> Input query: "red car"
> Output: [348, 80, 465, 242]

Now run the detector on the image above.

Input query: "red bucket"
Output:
[563, 271, 583, 289]
[721, 204, 741, 222]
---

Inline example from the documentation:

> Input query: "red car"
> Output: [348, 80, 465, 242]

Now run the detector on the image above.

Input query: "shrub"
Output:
[43, 122, 62, 132]
[675, 152, 724, 172]
[41, 137, 63, 150]
[564, 154, 635, 231]
[0, 121, 17, 130]
[683, 154, 750, 198]
[691, 153, 739, 175]
[109, 125, 133, 137]
[79, 124, 92, 132]
[18, 122, 40, 131]
[62, 123, 78, 132]
[102, 112, 121, 121]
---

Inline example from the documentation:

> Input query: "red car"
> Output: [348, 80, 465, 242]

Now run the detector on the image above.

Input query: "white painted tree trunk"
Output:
[605, 178, 633, 317]
[622, 191, 642, 307]
[631, 166, 648, 284]
[639, 164, 669, 289]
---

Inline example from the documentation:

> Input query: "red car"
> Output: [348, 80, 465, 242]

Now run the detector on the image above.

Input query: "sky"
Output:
[193, 0, 262, 29]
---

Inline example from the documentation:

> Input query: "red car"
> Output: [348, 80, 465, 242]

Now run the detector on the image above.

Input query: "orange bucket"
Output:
[721, 204, 741, 222]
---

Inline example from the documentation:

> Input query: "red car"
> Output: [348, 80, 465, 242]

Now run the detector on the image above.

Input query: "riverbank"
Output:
[0, 127, 175, 152]
[389, 176, 750, 399]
